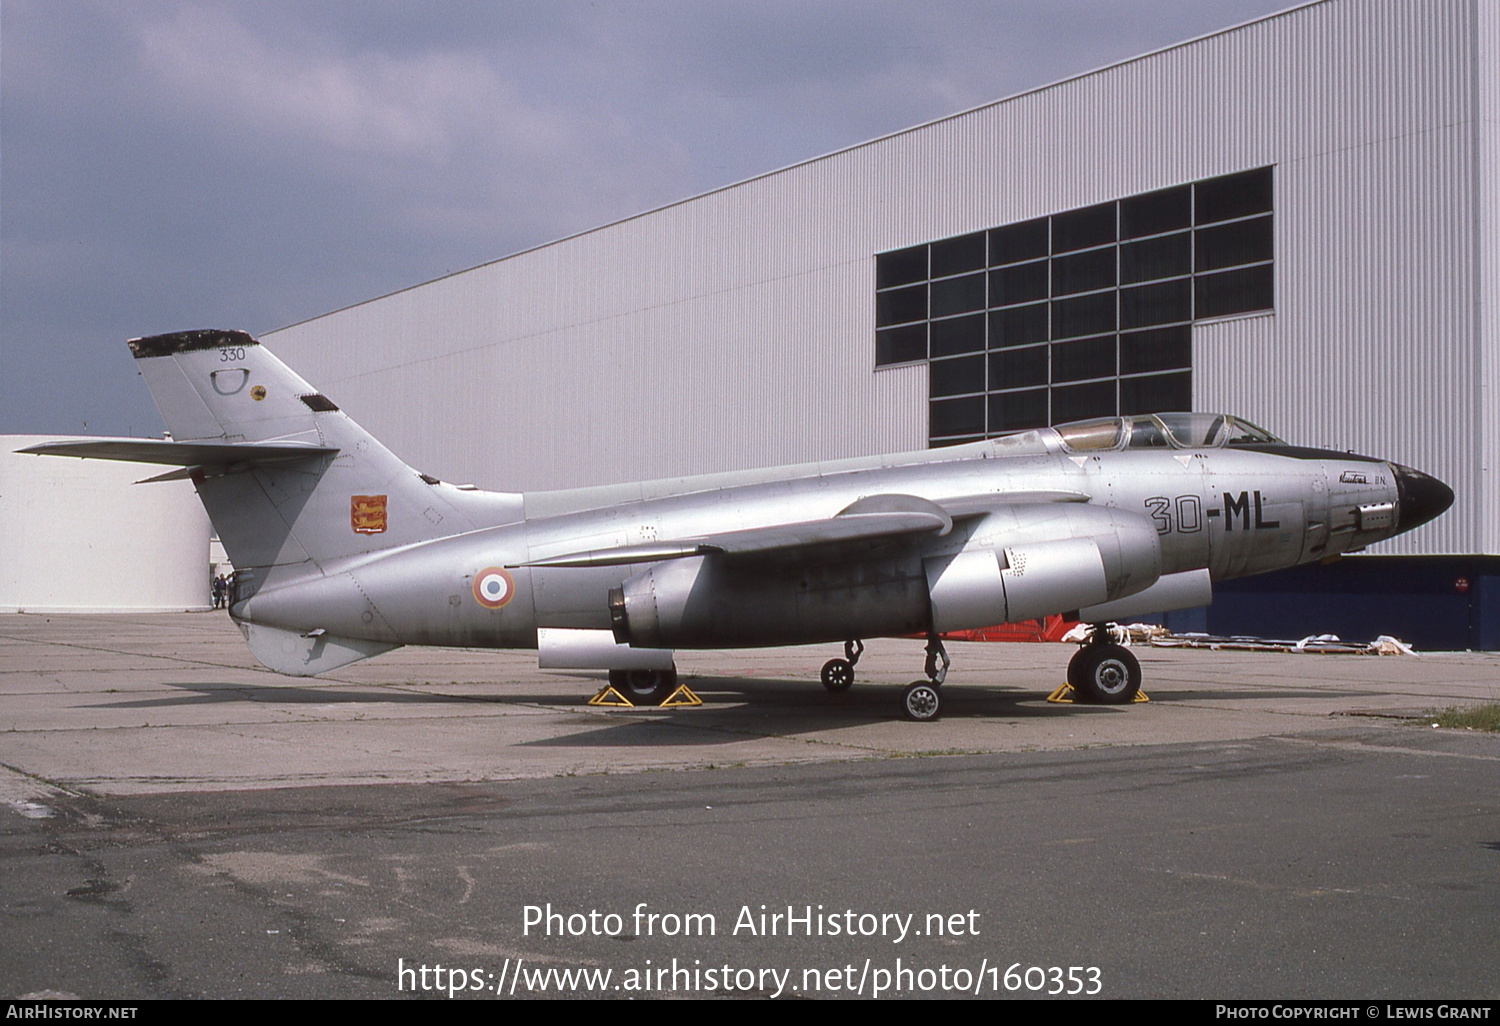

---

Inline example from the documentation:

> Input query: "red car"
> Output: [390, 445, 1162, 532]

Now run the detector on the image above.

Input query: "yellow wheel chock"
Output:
[1047, 683, 1150, 704]
[588, 683, 703, 708]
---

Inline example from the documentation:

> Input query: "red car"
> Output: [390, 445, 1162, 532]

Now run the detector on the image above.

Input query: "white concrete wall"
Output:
[0, 436, 211, 613]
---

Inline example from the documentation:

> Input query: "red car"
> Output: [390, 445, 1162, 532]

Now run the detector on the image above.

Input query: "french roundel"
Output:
[472, 567, 515, 609]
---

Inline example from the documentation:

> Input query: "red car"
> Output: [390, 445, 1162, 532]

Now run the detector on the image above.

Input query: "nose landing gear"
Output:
[902, 635, 950, 722]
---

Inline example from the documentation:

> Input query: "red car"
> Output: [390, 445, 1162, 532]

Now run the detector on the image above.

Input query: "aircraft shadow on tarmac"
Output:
[87, 673, 1354, 723]
[87, 681, 483, 709]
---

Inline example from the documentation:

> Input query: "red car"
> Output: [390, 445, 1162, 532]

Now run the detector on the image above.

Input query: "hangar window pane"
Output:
[876, 324, 927, 366]
[1052, 335, 1117, 384]
[1121, 185, 1191, 238]
[930, 314, 986, 357]
[1052, 380, 1117, 422]
[1120, 371, 1192, 415]
[930, 395, 985, 438]
[876, 284, 927, 326]
[1120, 232, 1190, 284]
[1196, 167, 1273, 225]
[989, 218, 1048, 264]
[931, 232, 986, 277]
[1052, 247, 1116, 296]
[989, 389, 1049, 432]
[989, 303, 1049, 347]
[877, 245, 928, 288]
[1195, 215, 1272, 272]
[1120, 278, 1191, 329]
[1195, 265, 1273, 318]
[930, 354, 986, 397]
[1052, 202, 1116, 253]
[989, 260, 1048, 306]
[1052, 292, 1116, 340]
[1120, 325, 1191, 375]
[988, 344, 1048, 390]
[929, 272, 986, 317]
[932, 435, 984, 448]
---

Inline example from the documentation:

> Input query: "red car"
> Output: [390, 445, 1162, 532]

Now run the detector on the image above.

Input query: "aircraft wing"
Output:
[16, 438, 339, 482]
[520, 489, 1091, 568]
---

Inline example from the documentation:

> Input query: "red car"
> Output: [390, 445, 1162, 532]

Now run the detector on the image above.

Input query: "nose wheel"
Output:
[901, 635, 950, 721]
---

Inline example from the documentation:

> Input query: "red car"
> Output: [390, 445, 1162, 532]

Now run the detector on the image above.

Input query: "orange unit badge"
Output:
[350, 494, 388, 534]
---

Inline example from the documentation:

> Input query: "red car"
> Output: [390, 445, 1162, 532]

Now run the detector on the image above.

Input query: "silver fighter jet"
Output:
[23, 330, 1454, 720]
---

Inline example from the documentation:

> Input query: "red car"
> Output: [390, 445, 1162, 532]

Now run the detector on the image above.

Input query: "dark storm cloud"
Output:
[1, 0, 1294, 436]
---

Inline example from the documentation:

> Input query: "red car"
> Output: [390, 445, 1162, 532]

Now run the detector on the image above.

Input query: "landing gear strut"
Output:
[820, 638, 864, 692]
[902, 634, 949, 722]
[1066, 624, 1141, 704]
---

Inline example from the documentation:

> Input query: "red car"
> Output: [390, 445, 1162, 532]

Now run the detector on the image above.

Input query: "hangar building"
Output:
[265, 0, 1499, 649]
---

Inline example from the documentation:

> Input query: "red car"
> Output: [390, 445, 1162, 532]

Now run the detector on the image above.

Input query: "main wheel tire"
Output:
[609, 668, 677, 705]
[820, 658, 855, 692]
[901, 680, 942, 721]
[1067, 644, 1141, 704]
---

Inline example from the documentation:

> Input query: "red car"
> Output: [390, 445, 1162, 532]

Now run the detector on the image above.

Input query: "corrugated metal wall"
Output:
[267, 0, 1492, 557]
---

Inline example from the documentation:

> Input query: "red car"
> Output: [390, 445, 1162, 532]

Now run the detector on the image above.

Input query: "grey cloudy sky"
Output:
[2, 0, 1296, 437]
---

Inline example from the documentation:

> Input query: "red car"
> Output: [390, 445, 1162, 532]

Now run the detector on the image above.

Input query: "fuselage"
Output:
[235, 413, 1443, 653]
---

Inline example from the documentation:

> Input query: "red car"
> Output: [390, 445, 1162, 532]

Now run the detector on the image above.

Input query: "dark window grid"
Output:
[1049, 246, 1118, 298]
[1050, 201, 1119, 254]
[1194, 262, 1274, 319]
[988, 342, 1051, 391]
[928, 356, 988, 398]
[1194, 168, 1273, 226]
[1048, 281, 1118, 302]
[910, 170, 1273, 442]
[1120, 267, 1193, 289]
[1193, 210, 1276, 230]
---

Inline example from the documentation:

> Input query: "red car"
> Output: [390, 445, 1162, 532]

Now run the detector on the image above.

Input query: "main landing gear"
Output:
[901, 635, 950, 722]
[820, 638, 864, 692]
[608, 668, 678, 705]
[1066, 624, 1141, 704]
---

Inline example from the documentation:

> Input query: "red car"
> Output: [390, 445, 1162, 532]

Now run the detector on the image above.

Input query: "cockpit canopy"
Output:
[1053, 413, 1284, 452]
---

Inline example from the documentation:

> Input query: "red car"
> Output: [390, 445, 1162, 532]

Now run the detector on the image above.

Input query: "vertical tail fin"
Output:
[129, 329, 521, 581]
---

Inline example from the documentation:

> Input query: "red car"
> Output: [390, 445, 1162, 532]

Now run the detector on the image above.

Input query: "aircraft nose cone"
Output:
[1392, 463, 1454, 533]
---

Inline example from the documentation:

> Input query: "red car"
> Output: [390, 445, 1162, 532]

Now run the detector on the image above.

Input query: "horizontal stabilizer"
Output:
[17, 438, 338, 480]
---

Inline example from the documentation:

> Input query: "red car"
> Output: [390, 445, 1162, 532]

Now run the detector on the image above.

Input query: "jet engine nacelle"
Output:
[924, 505, 1162, 630]
[609, 553, 933, 649]
[609, 505, 1163, 649]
